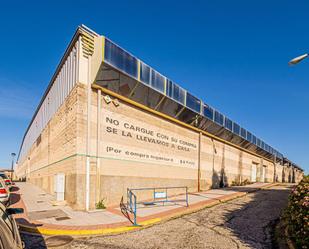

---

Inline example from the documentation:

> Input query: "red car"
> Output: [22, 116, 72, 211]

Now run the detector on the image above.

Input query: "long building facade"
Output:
[16, 25, 304, 210]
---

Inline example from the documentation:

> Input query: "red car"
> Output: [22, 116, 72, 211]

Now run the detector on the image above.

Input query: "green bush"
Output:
[231, 178, 252, 186]
[95, 199, 106, 209]
[285, 175, 309, 248]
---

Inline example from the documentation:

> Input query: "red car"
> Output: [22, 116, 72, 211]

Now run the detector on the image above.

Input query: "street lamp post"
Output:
[10, 153, 16, 180]
[289, 53, 308, 65]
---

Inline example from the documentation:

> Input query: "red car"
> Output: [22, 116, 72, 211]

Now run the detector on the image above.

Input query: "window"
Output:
[252, 135, 257, 145]
[214, 111, 224, 125]
[104, 39, 138, 79]
[166, 80, 185, 104]
[233, 123, 240, 135]
[140, 62, 150, 84]
[257, 138, 261, 147]
[270, 147, 273, 154]
[240, 128, 247, 139]
[247, 131, 252, 142]
[186, 92, 201, 113]
[203, 104, 214, 120]
[261, 141, 265, 150]
[224, 118, 233, 131]
[151, 69, 165, 93]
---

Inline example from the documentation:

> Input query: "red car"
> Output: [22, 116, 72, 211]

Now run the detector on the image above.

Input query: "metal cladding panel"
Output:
[98, 37, 286, 162]
[19, 44, 78, 163]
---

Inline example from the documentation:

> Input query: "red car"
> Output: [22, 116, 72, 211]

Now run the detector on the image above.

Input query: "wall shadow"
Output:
[212, 169, 228, 189]
[212, 171, 220, 188]
[221, 185, 292, 248]
[292, 170, 295, 183]
[288, 172, 292, 183]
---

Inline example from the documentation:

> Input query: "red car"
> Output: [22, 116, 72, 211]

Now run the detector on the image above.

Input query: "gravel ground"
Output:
[21, 184, 292, 249]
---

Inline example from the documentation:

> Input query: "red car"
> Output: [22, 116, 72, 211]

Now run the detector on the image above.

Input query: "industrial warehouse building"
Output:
[16, 25, 303, 210]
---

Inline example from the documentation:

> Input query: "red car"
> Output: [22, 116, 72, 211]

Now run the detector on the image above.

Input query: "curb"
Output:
[17, 183, 276, 236]
[19, 218, 161, 236]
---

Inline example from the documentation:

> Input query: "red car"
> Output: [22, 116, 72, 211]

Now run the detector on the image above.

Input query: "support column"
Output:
[85, 45, 92, 211]
[273, 155, 277, 183]
[238, 151, 243, 184]
[96, 89, 102, 204]
[259, 157, 264, 182]
[197, 132, 202, 192]
[220, 144, 226, 188]
[211, 138, 217, 188]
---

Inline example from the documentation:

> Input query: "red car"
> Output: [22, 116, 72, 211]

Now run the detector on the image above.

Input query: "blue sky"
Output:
[0, 1, 308, 173]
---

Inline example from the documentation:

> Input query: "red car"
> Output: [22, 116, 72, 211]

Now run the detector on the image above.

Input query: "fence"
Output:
[125, 186, 188, 226]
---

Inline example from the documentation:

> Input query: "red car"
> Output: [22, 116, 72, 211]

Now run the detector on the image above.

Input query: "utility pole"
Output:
[10, 152, 16, 180]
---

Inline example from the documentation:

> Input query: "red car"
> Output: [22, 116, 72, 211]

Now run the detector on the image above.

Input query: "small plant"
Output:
[242, 179, 252, 185]
[231, 179, 252, 186]
[95, 199, 106, 209]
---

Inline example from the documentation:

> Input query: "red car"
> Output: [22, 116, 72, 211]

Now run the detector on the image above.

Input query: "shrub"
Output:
[95, 199, 106, 209]
[285, 175, 309, 248]
[231, 178, 252, 186]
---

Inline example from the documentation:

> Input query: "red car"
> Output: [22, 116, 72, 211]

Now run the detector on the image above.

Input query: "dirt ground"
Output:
[21, 184, 292, 249]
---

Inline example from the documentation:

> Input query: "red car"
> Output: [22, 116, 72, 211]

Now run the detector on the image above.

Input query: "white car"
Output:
[0, 202, 24, 249]
[0, 177, 9, 205]
[0, 173, 13, 189]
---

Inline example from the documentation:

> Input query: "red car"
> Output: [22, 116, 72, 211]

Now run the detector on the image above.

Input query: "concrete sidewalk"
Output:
[11, 182, 276, 236]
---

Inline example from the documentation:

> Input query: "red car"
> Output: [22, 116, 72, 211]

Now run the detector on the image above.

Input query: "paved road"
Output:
[21, 184, 292, 249]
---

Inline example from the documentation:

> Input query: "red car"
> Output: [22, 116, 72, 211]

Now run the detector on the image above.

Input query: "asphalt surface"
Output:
[21, 184, 292, 249]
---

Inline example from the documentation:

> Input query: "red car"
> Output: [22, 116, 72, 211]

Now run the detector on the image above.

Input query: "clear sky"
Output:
[0, 1, 308, 173]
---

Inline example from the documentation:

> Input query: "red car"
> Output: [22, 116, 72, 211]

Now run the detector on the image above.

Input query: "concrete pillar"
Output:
[96, 89, 102, 203]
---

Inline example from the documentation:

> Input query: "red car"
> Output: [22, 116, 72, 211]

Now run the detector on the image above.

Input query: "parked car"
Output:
[0, 177, 9, 205]
[0, 173, 13, 188]
[0, 202, 24, 249]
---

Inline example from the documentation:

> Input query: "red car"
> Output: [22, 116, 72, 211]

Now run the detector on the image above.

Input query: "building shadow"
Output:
[10, 186, 20, 192]
[219, 168, 228, 188]
[9, 193, 20, 205]
[221, 185, 292, 248]
[15, 218, 47, 249]
[212, 171, 220, 189]
[212, 169, 228, 189]
[291, 170, 295, 183]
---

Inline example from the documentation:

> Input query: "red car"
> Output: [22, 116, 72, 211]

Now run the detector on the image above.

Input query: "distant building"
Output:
[0, 169, 14, 179]
[15, 25, 304, 210]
